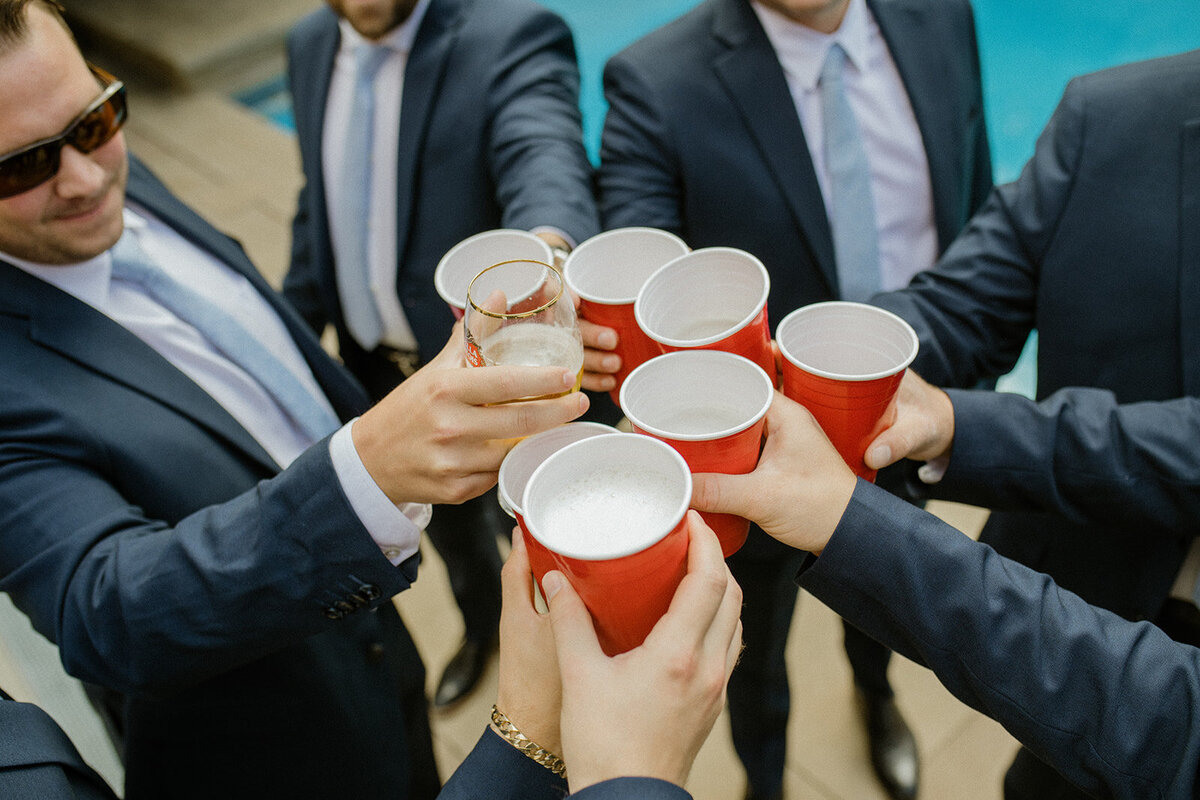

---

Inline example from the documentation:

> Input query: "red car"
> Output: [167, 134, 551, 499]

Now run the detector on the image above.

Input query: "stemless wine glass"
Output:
[464, 259, 585, 399]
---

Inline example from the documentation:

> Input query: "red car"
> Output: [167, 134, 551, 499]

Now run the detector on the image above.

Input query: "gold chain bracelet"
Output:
[490, 705, 568, 779]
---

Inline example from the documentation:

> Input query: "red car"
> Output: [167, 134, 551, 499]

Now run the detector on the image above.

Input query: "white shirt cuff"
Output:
[529, 225, 576, 249]
[329, 419, 430, 565]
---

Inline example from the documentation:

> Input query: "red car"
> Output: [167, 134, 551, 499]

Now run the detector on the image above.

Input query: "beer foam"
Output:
[536, 467, 682, 558]
[482, 323, 584, 371]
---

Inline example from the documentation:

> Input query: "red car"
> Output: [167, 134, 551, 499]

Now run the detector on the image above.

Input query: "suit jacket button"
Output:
[334, 600, 356, 614]
[324, 606, 344, 620]
[358, 583, 382, 601]
[366, 642, 386, 661]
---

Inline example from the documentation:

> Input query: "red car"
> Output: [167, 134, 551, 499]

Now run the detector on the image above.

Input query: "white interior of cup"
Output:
[635, 247, 771, 346]
[522, 433, 692, 560]
[619, 351, 774, 440]
[498, 422, 619, 517]
[776, 301, 918, 380]
[434, 229, 552, 309]
[563, 227, 690, 304]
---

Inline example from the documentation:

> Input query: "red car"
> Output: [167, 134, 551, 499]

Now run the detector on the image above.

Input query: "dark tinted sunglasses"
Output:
[0, 64, 127, 199]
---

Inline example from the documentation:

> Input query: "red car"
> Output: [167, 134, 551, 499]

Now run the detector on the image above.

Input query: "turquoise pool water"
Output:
[237, 2, 1200, 396]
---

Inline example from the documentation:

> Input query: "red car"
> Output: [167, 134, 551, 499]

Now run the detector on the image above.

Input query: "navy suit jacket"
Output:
[937, 388, 1200, 537]
[0, 159, 431, 799]
[801, 480, 1200, 800]
[284, 0, 600, 367]
[598, 0, 993, 332]
[873, 49, 1200, 620]
[439, 728, 692, 800]
[0, 691, 119, 800]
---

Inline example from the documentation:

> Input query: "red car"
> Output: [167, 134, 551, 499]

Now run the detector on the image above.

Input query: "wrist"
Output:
[490, 705, 567, 779]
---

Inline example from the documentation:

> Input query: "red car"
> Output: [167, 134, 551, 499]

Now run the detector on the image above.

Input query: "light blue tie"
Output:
[109, 230, 341, 443]
[334, 43, 391, 350]
[820, 43, 881, 302]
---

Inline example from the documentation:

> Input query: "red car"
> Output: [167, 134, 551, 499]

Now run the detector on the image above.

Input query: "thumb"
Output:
[543, 571, 604, 667]
[864, 423, 908, 471]
[691, 471, 752, 518]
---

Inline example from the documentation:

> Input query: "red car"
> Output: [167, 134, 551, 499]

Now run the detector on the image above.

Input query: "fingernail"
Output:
[562, 370, 575, 388]
[542, 571, 565, 600]
[603, 354, 621, 371]
[600, 331, 617, 349]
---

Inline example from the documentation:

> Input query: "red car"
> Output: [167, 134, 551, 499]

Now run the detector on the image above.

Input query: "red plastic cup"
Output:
[434, 229, 553, 318]
[634, 247, 773, 380]
[522, 433, 692, 656]
[497, 422, 620, 579]
[619, 351, 772, 557]
[562, 227, 690, 403]
[776, 301, 918, 481]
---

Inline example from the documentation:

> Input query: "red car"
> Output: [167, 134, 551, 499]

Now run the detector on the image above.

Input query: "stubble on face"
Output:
[0, 4, 128, 264]
[326, 0, 420, 40]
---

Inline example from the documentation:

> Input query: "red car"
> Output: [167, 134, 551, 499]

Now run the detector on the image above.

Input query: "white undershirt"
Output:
[322, 4, 430, 351]
[4, 206, 426, 565]
[752, 0, 937, 289]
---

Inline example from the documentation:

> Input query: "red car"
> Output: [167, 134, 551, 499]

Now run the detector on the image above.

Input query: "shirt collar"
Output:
[337, 0, 432, 56]
[0, 207, 146, 308]
[752, 0, 872, 93]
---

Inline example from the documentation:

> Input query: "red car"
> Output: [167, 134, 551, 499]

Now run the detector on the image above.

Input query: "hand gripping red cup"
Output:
[521, 433, 692, 656]
[562, 227, 690, 404]
[619, 350, 772, 558]
[497, 422, 620, 579]
[776, 301, 918, 481]
[634, 247, 774, 381]
[434, 229, 553, 318]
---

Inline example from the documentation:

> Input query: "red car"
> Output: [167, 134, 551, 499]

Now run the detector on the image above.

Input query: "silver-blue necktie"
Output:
[820, 43, 881, 302]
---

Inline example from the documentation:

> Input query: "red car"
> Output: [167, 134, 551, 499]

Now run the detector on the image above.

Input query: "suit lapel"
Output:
[295, 11, 342, 304]
[0, 263, 279, 473]
[125, 158, 372, 418]
[1180, 118, 1200, 396]
[710, 0, 838, 294]
[869, 0, 964, 250]
[393, 0, 465, 274]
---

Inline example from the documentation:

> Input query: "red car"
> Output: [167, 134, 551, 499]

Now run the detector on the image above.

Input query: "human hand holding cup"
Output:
[775, 301, 918, 481]
[521, 433, 692, 656]
[634, 247, 774, 380]
[620, 350, 772, 557]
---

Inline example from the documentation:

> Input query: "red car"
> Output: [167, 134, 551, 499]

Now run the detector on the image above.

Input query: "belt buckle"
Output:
[383, 348, 421, 379]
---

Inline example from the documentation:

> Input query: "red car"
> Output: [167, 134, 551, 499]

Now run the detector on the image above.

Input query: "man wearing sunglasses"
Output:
[0, 2, 588, 798]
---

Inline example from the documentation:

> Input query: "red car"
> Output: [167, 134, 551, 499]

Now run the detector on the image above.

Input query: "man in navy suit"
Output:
[284, 0, 601, 707]
[597, 1, 992, 796]
[870, 47, 1200, 799]
[691, 387, 1200, 800]
[0, 2, 587, 797]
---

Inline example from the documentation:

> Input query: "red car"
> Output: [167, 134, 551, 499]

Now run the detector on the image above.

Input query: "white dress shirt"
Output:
[322, 2, 431, 352]
[752, 0, 938, 290]
[4, 206, 427, 565]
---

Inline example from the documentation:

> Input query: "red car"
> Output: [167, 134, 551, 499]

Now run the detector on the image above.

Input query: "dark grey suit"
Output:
[0, 159, 436, 799]
[873, 48, 1200, 797]
[597, 0, 992, 791]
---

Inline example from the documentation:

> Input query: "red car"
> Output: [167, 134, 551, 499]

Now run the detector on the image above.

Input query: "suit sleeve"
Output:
[0, 432, 416, 698]
[488, 9, 599, 244]
[934, 388, 1200, 534]
[872, 75, 1090, 388]
[800, 481, 1200, 800]
[596, 54, 685, 234]
[438, 728, 692, 800]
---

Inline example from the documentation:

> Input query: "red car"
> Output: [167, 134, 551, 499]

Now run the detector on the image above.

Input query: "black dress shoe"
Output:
[434, 638, 496, 708]
[857, 688, 919, 800]
[742, 787, 783, 800]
